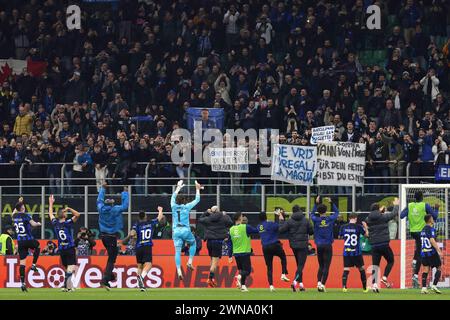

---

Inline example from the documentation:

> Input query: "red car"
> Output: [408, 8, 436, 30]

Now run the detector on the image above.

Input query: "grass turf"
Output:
[0, 288, 448, 300]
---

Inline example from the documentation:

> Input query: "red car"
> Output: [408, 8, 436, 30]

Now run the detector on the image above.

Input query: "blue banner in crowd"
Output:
[435, 165, 450, 181]
[187, 108, 225, 132]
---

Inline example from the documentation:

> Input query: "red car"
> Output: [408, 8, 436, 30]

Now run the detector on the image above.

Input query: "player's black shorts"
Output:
[59, 247, 77, 267]
[344, 255, 364, 268]
[18, 239, 40, 260]
[207, 240, 224, 258]
[136, 246, 153, 264]
[422, 254, 441, 268]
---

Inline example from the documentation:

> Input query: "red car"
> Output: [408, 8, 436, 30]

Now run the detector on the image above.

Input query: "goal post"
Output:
[399, 184, 449, 289]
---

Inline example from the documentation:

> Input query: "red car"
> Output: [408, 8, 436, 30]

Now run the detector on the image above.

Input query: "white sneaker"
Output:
[431, 285, 442, 294]
[240, 285, 249, 292]
[177, 269, 183, 280]
[235, 275, 242, 289]
[269, 285, 275, 292]
[281, 274, 290, 282]
[372, 284, 380, 293]
[421, 287, 429, 294]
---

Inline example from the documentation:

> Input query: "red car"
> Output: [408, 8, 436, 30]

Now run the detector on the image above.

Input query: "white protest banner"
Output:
[310, 125, 335, 145]
[271, 144, 317, 185]
[316, 141, 366, 186]
[209, 147, 249, 173]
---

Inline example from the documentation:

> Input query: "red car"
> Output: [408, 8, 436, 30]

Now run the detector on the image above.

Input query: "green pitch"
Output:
[0, 288, 449, 300]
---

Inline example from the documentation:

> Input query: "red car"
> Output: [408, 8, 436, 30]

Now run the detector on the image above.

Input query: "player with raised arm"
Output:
[400, 191, 439, 287]
[12, 197, 42, 292]
[229, 212, 259, 292]
[198, 206, 233, 288]
[97, 184, 129, 290]
[339, 212, 369, 293]
[171, 180, 202, 280]
[48, 195, 80, 291]
[278, 205, 313, 292]
[129, 206, 164, 292]
[365, 197, 399, 293]
[420, 214, 443, 294]
[310, 196, 339, 292]
[257, 210, 289, 292]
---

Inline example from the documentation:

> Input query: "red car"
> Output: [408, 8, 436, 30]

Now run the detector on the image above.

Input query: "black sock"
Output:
[342, 270, 349, 288]
[209, 272, 214, 280]
[104, 262, 114, 282]
[33, 248, 40, 264]
[359, 268, 367, 290]
[241, 274, 247, 286]
[434, 270, 441, 286]
[19, 265, 25, 284]
[422, 272, 428, 288]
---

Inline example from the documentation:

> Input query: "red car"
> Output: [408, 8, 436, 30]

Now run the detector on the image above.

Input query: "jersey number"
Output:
[58, 230, 67, 241]
[344, 234, 358, 246]
[177, 209, 181, 223]
[140, 229, 152, 240]
[14, 222, 25, 235]
[421, 237, 432, 249]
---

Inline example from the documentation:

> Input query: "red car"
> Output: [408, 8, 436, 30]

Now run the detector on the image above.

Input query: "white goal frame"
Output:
[400, 184, 449, 289]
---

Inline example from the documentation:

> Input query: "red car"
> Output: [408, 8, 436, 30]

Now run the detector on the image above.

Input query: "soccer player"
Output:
[229, 212, 259, 292]
[339, 212, 369, 293]
[12, 198, 42, 292]
[365, 197, 399, 293]
[48, 195, 80, 291]
[278, 205, 313, 292]
[257, 211, 289, 292]
[171, 180, 202, 280]
[129, 207, 164, 291]
[198, 206, 233, 287]
[310, 196, 339, 292]
[400, 191, 439, 287]
[420, 214, 443, 294]
[97, 183, 129, 290]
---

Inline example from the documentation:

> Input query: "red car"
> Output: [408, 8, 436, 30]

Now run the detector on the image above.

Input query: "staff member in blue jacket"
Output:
[310, 196, 339, 293]
[97, 183, 129, 290]
[257, 211, 289, 292]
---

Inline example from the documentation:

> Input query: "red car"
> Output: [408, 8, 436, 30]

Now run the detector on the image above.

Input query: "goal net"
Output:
[400, 184, 449, 289]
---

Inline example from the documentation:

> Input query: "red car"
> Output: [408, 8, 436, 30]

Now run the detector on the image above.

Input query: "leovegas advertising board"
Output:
[0, 240, 403, 289]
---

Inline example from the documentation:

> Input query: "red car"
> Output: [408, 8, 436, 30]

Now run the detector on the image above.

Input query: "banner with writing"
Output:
[317, 141, 366, 186]
[209, 147, 249, 173]
[271, 144, 317, 185]
[310, 125, 335, 145]
[436, 165, 450, 181]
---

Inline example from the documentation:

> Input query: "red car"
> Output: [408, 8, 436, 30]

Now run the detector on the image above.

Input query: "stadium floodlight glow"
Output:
[399, 184, 449, 289]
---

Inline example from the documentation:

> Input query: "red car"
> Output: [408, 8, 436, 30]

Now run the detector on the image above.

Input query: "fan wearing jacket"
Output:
[365, 197, 400, 293]
[278, 205, 313, 293]
[198, 206, 233, 288]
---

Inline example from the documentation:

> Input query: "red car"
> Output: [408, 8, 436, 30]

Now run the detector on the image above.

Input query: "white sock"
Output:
[318, 281, 322, 287]
[177, 267, 182, 275]
[141, 271, 148, 278]
[188, 258, 193, 265]
[293, 280, 298, 286]
[299, 282, 304, 288]
[413, 274, 418, 278]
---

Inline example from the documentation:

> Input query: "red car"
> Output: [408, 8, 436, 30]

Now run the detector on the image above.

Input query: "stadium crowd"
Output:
[0, 0, 449, 193]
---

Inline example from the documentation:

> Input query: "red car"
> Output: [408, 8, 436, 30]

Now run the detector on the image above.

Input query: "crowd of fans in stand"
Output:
[0, 0, 450, 193]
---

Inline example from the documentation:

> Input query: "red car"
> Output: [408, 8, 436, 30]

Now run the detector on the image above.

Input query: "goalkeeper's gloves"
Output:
[175, 180, 185, 193]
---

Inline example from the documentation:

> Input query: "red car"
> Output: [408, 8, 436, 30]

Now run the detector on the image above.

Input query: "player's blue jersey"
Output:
[170, 192, 200, 228]
[13, 212, 34, 241]
[421, 225, 438, 257]
[51, 218, 75, 250]
[132, 219, 158, 248]
[339, 223, 365, 256]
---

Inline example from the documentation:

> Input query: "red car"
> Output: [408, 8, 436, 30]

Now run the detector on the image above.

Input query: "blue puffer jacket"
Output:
[97, 187, 129, 234]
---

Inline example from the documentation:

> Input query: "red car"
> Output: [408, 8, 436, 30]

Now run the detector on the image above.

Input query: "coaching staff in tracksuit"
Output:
[365, 197, 399, 293]
[278, 205, 313, 292]
[198, 206, 233, 288]
[257, 211, 289, 291]
[97, 184, 129, 289]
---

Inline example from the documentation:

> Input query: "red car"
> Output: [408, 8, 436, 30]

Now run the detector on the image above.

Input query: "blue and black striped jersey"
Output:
[421, 225, 438, 257]
[132, 219, 158, 248]
[339, 223, 365, 256]
[13, 212, 34, 241]
[51, 218, 75, 250]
